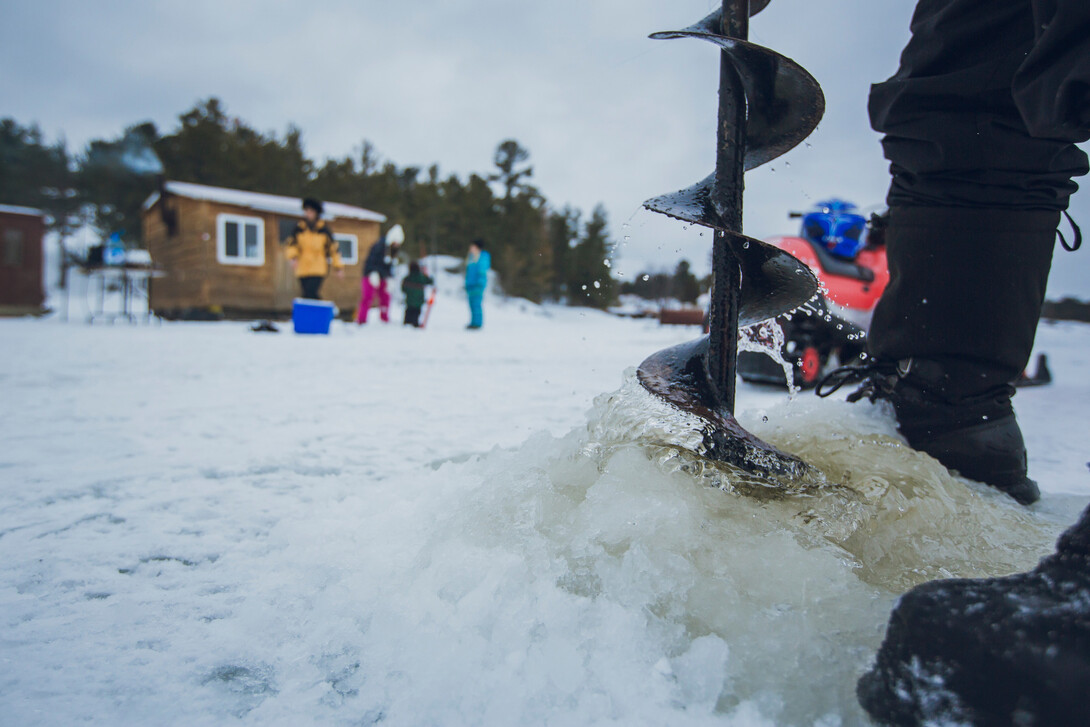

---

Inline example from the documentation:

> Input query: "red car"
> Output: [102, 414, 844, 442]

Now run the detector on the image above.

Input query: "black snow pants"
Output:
[867, 0, 1090, 390]
[299, 276, 324, 300]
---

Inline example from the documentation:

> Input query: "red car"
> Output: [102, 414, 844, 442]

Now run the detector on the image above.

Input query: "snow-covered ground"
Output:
[2, 278, 1088, 725]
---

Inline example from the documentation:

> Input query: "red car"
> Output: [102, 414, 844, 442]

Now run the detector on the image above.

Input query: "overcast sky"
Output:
[2, 0, 1088, 298]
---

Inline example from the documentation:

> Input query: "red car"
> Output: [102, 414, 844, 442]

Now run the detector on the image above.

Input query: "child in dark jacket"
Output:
[401, 261, 434, 327]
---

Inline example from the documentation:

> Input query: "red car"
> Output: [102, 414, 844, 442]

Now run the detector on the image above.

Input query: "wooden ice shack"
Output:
[142, 181, 385, 318]
[0, 204, 47, 315]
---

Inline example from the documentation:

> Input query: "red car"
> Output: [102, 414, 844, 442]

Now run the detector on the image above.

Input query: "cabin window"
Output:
[216, 214, 265, 266]
[3, 228, 24, 266]
[278, 218, 297, 243]
[335, 233, 358, 265]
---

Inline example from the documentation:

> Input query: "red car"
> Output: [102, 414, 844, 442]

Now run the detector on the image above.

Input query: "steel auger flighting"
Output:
[637, 0, 824, 480]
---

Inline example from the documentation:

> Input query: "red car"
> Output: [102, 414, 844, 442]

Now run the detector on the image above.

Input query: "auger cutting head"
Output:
[636, 0, 824, 481]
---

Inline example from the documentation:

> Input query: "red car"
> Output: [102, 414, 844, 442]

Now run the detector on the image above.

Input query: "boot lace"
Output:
[815, 360, 900, 403]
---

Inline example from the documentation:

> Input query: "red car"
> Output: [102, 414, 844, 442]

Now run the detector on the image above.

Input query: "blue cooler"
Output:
[292, 299, 336, 334]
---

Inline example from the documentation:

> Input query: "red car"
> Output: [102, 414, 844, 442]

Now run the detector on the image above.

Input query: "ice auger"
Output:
[637, 0, 824, 479]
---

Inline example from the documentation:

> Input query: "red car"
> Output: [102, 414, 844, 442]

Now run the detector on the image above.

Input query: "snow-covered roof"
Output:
[0, 204, 45, 218]
[143, 181, 386, 223]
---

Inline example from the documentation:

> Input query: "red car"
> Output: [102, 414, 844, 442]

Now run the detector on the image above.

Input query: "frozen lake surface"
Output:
[1, 292, 1088, 725]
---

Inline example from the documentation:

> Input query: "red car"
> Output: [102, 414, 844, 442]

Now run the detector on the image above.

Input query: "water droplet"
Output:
[604, 259, 611, 268]
[742, 241, 750, 249]
[593, 281, 601, 289]
[581, 285, 587, 290]
[642, 275, 650, 282]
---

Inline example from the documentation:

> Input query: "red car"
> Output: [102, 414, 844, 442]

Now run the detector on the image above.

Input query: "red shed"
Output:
[0, 205, 46, 315]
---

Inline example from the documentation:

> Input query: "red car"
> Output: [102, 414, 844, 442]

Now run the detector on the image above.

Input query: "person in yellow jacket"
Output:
[284, 197, 343, 299]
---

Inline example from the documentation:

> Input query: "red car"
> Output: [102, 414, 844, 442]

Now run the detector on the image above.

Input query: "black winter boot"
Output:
[823, 206, 1059, 505]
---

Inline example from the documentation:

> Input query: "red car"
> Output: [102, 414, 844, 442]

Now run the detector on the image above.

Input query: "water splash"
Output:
[739, 319, 797, 396]
[587, 373, 1065, 592]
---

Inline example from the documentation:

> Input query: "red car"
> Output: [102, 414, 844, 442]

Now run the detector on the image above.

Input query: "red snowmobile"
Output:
[738, 200, 888, 388]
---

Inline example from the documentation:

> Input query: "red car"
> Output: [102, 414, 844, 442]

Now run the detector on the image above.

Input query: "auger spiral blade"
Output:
[651, 17, 824, 174]
[749, 0, 771, 15]
[636, 0, 823, 478]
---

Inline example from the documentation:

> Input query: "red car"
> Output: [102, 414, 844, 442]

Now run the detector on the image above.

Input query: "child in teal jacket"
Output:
[465, 239, 490, 329]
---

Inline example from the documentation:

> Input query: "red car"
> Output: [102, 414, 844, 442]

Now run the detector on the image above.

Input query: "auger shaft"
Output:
[707, 0, 750, 411]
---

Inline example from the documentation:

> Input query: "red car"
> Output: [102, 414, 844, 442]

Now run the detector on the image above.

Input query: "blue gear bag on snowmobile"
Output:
[801, 199, 867, 259]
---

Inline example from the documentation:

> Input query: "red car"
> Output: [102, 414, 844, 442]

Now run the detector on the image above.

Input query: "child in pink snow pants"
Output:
[357, 276, 391, 323]
[357, 224, 403, 324]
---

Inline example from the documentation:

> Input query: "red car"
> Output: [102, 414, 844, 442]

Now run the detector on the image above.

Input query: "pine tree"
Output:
[567, 205, 616, 309]
[0, 118, 80, 235]
[546, 207, 579, 301]
[672, 259, 701, 304]
[488, 139, 536, 201]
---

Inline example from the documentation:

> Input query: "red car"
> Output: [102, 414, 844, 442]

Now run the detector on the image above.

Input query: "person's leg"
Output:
[863, 0, 1089, 503]
[378, 279, 391, 322]
[870, 207, 1058, 385]
[299, 276, 322, 300]
[468, 291, 483, 328]
[846, 3, 1090, 721]
[405, 306, 420, 327]
[358, 277, 374, 324]
[867, 208, 1057, 504]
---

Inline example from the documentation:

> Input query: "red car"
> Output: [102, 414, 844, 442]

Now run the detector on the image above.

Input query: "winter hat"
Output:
[302, 197, 324, 215]
[385, 224, 405, 247]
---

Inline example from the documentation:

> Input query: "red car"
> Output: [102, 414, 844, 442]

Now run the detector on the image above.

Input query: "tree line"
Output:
[0, 98, 617, 307]
[618, 258, 707, 305]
